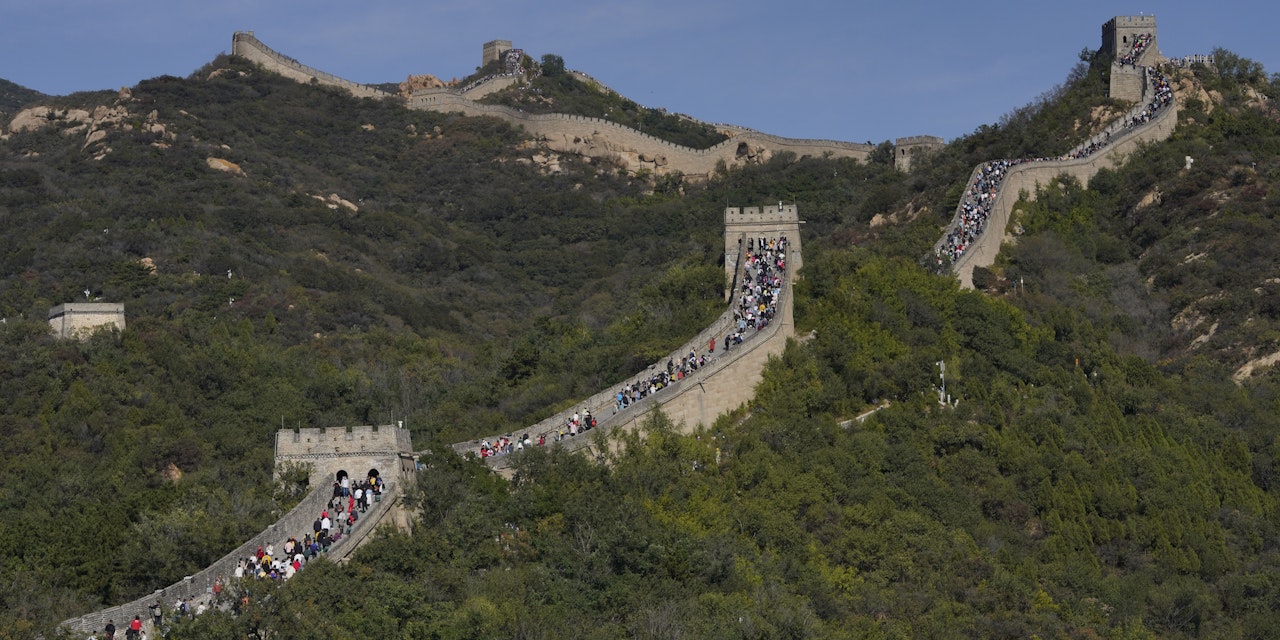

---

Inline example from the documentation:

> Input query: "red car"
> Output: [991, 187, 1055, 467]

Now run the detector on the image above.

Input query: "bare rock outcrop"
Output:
[311, 193, 358, 212]
[206, 157, 246, 177]
[398, 74, 448, 98]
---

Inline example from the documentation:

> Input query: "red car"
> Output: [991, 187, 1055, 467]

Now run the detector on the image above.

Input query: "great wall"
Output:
[936, 15, 1179, 288]
[229, 31, 945, 177]
[62, 15, 1184, 634]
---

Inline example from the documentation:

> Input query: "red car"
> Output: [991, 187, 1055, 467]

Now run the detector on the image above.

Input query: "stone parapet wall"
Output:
[893, 135, 946, 172]
[231, 32, 936, 176]
[484, 266, 796, 471]
[231, 32, 389, 100]
[948, 91, 1177, 287]
[456, 205, 800, 462]
[458, 74, 525, 98]
[60, 480, 397, 635]
[724, 205, 802, 287]
[406, 92, 874, 175]
[275, 425, 414, 486]
[1110, 63, 1147, 102]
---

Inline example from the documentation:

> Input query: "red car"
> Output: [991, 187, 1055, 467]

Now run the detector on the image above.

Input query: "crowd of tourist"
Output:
[934, 35, 1174, 269]
[1118, 33, 1154, 66]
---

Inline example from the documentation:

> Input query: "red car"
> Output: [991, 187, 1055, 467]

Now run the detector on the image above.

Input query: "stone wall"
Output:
[894, 136, 946, 172]
[948, 90, 1177, 287]
[231, 32, 389, 100]
[59, 479, 399, 635]
[230, 32, 897, 178]
[457, 74, 524, 98]
[1110, 63, 1147, 102]
[1102, 15, 1159, 59]
[407, 92, 875, 177]
[483, 40, 512, 67]
[481, 263, 796, 473]
[723, 204, 802, 292]
[457, 205, 800, 469]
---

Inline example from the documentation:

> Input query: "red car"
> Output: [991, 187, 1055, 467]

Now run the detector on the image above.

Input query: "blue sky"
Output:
[2, 1, 1276, 142]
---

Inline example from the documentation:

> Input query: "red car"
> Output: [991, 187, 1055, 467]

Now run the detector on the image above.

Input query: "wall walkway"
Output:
[60, 480, 398, 635]
[456, 208, 800, 471]
[936, 65, 1177, 288]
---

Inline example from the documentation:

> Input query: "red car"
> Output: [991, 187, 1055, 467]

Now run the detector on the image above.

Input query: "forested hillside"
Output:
[2, 40, 1280, 640]
[0, 78, 46, 118]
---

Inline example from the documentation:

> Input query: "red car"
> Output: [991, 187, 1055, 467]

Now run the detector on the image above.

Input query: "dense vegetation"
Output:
[0, 78, 47, 118]
[1, 37, 1279, 640]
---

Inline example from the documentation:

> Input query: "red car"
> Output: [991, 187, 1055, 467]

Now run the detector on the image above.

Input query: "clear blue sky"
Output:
[2, 1, 1275, 143]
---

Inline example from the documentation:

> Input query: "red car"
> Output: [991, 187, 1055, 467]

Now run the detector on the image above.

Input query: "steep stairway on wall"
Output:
[933, 46, 1178, 288]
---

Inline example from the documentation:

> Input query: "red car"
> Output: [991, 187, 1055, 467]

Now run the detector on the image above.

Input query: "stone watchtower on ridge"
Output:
[1103, 15, 1162, 102]
[482, 40, 513, 67]
[275, 424, 416, 489]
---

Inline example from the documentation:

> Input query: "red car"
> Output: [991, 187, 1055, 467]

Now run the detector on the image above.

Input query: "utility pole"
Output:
[936, 360, 946, 405]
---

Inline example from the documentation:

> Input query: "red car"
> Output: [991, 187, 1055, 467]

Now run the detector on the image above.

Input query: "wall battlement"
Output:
[275, 424, 412, 456]
[1103, 15, 1159, 58]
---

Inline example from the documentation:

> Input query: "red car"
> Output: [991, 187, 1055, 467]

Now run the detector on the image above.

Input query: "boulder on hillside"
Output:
[206, 157, 246, 177]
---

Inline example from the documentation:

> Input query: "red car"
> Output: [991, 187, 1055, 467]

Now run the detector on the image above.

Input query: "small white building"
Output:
[48, 303, 126, 340]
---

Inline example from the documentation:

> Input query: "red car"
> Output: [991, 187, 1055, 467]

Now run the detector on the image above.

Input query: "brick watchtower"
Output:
[1102, 15, 1159, 61]
[482, 40, 512, 67]
[1103, 16, 1162, 103]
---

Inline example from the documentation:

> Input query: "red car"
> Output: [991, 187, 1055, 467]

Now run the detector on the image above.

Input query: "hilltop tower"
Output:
[894, 136, 945, 173]
[1102, 15, 1159, 60]
[482, 39, 513, 67]
[1103, 16, 1162, 102]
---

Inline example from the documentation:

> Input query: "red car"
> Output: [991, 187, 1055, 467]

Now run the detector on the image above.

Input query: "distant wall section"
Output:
[231, 31, 389, 99]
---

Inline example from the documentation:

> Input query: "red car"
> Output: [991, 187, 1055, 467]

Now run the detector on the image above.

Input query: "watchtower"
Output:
[1102, 15, 1159, 61]
[724, 203, 802, 300]
[275, 424, 416, 488]
[482, 40, 513, 67]
[894, 136, 945, 173]
[1103, 16, 1161, 102]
